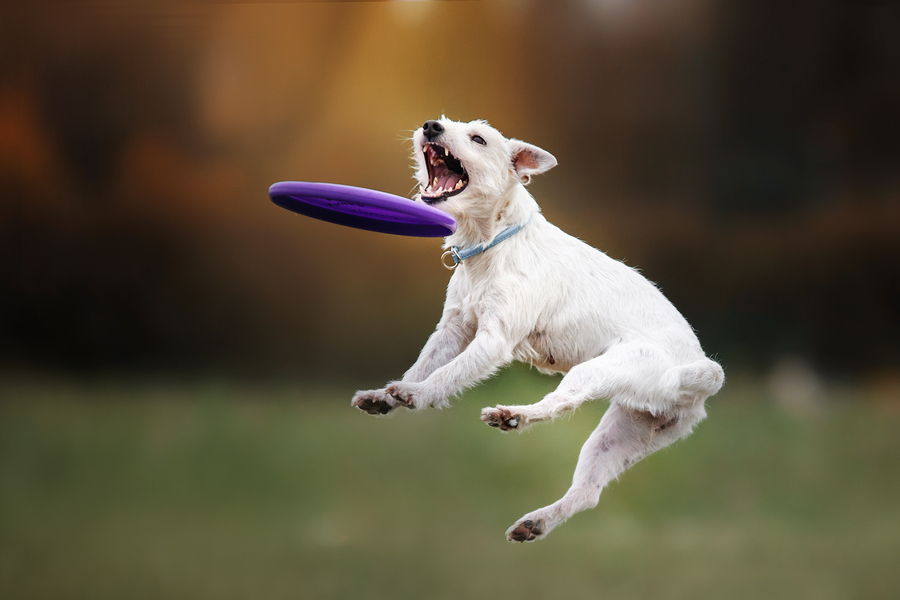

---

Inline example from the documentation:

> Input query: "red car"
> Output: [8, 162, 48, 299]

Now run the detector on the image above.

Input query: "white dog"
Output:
[352, 117, 724, 542]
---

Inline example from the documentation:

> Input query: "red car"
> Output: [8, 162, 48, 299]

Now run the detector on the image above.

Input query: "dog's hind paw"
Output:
[481, 406, 525, 431]
[507, 518, 546, 543]
[351, 389, 403, 415]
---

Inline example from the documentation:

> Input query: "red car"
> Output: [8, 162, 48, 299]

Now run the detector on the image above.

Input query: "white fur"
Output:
[352, 117, 724, 542]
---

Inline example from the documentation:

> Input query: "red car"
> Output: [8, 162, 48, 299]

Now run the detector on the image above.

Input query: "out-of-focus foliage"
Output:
[1, 0, 897, 380]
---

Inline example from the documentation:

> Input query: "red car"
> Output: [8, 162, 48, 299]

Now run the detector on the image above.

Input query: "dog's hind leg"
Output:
[482, 342, 677, 431]
[505, 400, 705, 542]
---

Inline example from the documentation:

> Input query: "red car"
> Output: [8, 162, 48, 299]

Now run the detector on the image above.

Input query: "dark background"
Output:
[2, 0, 898, 385]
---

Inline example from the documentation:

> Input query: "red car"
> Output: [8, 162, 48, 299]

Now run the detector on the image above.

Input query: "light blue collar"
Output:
[441, 213, 535, 270]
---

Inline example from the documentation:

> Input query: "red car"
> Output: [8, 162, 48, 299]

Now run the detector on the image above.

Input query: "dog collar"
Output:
[441, 213, 535, 270]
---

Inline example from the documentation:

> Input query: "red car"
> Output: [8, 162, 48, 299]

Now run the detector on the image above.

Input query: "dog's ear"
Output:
[509, 140, 557, 185]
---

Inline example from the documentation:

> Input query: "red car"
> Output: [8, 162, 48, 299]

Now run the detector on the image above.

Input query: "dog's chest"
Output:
[456, 270, 491, 326]
[455, 264, 574, 374]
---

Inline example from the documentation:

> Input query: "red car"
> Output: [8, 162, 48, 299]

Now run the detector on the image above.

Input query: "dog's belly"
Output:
[513, 330, 585, 374]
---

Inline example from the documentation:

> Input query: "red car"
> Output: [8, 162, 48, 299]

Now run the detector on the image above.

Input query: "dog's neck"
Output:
[445, 185, 539, 250]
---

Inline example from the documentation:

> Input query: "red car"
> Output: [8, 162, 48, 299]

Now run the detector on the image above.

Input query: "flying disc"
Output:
[268, 181, 457, 237]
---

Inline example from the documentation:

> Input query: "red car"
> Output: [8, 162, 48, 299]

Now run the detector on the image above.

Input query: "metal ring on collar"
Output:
[440, 248, 461, 270]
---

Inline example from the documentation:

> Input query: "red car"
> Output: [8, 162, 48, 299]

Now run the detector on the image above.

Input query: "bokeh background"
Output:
[1, 1, 899, 599]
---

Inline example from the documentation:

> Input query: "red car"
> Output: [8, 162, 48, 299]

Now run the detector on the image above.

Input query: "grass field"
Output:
[1, 368, 899, 599]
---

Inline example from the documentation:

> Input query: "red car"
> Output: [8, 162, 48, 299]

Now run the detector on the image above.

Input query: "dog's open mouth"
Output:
[421, 143, 468, 203]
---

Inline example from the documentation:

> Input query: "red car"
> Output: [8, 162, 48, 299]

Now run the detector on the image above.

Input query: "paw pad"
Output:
[481, 407, 523, 431]
[354, 397, 393, 415]
[508, 518, 545, 542]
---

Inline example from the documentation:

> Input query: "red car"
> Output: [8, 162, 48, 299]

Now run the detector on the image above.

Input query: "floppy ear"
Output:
[509, 139, 557, 184]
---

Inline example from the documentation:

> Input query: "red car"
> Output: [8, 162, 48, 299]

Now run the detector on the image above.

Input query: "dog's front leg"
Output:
[352, 291, 472, 415]
[384, 321, 513, 410]
[400, 308, 474, 384]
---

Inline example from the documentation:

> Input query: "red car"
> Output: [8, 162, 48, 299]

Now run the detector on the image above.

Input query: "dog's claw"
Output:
[390, 393, 413, 407]
[508, 518, 545, 543]
[385, 385, 416, 408]
[481, 407, 523, 431]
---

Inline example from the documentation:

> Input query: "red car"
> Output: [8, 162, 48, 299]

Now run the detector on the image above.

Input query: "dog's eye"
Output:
[471, 134, 487, 146]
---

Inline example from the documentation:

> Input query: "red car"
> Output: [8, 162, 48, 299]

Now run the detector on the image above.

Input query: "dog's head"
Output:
[411, 118, 557, 217]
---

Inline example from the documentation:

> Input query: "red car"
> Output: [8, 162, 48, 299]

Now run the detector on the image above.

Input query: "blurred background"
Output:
[1, 1, 898, 599]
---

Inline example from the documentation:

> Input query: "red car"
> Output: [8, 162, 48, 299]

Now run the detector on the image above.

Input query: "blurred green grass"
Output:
[1, 368, 899, 599]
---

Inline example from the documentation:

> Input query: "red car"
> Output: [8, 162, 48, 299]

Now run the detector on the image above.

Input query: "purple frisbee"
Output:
[268, 181, 457, 237]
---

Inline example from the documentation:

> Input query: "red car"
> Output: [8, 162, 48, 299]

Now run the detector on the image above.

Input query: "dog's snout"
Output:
[422, 120, 444, 140]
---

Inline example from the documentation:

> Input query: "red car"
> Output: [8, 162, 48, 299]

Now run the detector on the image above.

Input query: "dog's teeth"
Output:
[432, 177, 438, 187]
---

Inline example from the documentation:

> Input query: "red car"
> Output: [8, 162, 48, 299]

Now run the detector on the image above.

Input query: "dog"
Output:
[352, 117, 724, 542]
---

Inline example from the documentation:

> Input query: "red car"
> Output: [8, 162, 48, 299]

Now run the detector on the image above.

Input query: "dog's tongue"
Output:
[426, 171, 464, 196]
[437, 172, 461, 191]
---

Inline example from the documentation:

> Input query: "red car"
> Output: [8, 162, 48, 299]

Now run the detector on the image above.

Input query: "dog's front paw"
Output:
[383, 381, 424, 410]
[481, 406, 525, 431]
[507, 517, 547, 543]
[351, 389, 401, 415]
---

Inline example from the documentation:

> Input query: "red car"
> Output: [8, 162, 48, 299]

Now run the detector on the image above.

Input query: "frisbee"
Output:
[268, 181, 457, 237]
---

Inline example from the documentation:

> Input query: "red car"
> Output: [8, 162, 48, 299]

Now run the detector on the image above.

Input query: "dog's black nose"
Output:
[422, 120, 444, 140]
